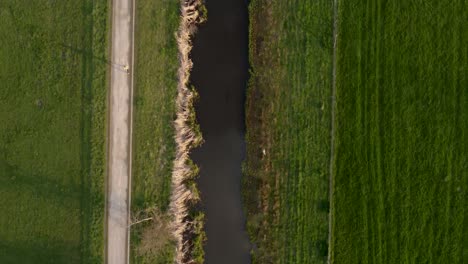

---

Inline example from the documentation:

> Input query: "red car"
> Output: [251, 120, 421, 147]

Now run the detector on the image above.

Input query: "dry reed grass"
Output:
[169, 0, 206, 263]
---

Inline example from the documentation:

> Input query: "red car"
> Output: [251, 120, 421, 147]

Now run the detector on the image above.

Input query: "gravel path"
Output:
[106, 0, 134, 263]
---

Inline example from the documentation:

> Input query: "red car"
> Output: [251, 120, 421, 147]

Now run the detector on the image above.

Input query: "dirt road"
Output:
[106, 0, 134, 263]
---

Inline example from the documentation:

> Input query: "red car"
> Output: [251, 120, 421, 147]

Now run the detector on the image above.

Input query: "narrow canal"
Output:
[189, 0, 251, 263]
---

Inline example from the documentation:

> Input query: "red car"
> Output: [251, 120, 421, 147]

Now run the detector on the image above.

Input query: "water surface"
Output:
[190, 0, 251, 263]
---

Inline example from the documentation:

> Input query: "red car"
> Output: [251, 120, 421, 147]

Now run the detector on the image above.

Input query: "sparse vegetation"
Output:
[0, 0, 108, 262]
[132, 209, 175, 263]
[244, 0, 333, 263]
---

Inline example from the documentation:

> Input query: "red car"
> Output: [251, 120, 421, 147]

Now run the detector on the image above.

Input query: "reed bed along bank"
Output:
[170, 0, 206, 263]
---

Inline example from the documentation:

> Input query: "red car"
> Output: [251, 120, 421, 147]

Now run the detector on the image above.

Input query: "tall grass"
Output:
[170, 0, 206, 263]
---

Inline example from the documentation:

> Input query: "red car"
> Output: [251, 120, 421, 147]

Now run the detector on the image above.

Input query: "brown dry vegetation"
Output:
[169, 0, 207, 263]
[133, 209, 173, 258]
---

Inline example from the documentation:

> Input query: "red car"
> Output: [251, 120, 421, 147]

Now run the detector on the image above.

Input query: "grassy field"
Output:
[130, 0, 179, 263]
[244, 0, 334, 263]
[331, 0, 467, 263]
[0, 0, 108, 263]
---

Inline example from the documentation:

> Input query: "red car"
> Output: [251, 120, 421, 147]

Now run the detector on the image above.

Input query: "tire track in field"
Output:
[327, 0, 339, 263]
[373, 0, 386, 262]
[79, 0, 94, 261]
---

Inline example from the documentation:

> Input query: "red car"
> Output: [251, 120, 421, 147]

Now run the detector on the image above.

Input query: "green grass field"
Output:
[244, 0, 333, 263]
[331, 1, 467, 263]
[0, 0, 108, 263]
[246, 0, 467, 263]
[130, 1, 179, 263]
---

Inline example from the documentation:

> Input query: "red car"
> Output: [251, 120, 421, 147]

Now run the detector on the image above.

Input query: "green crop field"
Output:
[331, 0, 467, 263]
[0, 0, 108, 263]
[130, 0, 179, 263]
[246, 0, 467, 263]
[244, 0, 334, 263]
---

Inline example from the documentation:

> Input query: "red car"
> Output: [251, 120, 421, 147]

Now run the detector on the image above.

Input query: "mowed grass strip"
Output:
[0, 0, 108, 263]
[130, 0, 179, 263]
[331, 0, 467, 263]
[244, 0, 334, 263]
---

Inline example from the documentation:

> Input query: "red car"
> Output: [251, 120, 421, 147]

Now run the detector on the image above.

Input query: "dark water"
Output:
[189, 0, 251, 263]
